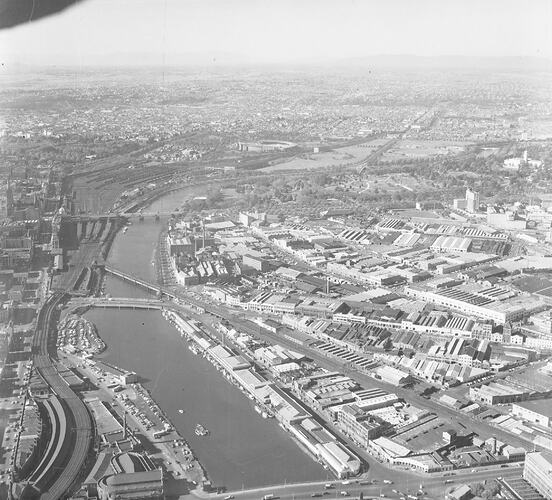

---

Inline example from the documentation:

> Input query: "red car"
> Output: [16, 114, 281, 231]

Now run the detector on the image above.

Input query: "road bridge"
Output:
[71, 296, 165, 310]
[63, 214, 122, 223]
[65, 210, 176, 223]
[102, 266, 181, 300]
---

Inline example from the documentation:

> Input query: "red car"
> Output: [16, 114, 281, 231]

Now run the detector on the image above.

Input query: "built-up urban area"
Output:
[0, 65, 552, 500]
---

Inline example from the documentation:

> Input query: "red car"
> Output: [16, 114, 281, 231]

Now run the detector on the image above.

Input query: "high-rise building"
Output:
[6, 174, 14, 217]
[465, 188, 480, 213]
[523, 451, 552, 499]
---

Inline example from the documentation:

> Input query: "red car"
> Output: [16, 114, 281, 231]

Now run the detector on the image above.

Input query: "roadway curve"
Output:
[29, 292, 93, 500]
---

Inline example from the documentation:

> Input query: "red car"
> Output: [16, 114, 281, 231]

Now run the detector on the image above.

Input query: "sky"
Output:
[0, 0, 551, 66]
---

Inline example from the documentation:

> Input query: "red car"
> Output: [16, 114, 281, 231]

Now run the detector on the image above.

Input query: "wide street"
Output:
[194, 463, 523, 500]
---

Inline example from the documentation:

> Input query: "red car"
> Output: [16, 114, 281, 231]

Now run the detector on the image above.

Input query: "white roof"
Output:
[372, 436, 411, 458]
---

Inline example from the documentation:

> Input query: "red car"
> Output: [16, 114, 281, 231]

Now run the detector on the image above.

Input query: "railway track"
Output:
[25, 292, 93, 499]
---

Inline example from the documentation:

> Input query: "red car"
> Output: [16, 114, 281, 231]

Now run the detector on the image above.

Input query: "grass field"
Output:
[259, 138, 390, 172]
[382, 139, 473, 161]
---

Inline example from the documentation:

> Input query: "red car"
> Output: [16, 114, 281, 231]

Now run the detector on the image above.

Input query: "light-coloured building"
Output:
[469, 382, 528, 405]
[337, 404, 389, 447]
[97, 470, 164, 500]
[466, 188, 480, 213]
[374, 365, 411, 386]
[523, 451, 552, 500]
[512, 400, 552, 428]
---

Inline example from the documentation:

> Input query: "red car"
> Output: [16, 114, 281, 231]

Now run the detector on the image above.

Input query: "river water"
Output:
[90, 186, 327, 489]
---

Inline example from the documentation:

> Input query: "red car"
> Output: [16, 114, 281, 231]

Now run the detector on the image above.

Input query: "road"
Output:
[200, 464, 523, 500]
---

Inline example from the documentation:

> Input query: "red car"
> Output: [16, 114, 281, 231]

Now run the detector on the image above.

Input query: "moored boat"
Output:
[195, 423, 209, 436]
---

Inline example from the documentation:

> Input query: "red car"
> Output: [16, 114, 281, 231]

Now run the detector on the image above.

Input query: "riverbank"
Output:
[85, 305, 327, 489]
[60, 349, 208, 489]
[163, 308, 364, 479]
[96, 182, 328, 488]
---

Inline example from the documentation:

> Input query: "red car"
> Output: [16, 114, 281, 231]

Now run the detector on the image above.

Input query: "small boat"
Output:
[254, 405, 262, 415]
[178, 409, 184, 414]
[195, 424, 209, 436]
[261, 412, 268, 419]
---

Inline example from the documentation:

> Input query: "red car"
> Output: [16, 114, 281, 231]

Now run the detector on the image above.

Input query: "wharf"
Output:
[60, 351, 207, 488]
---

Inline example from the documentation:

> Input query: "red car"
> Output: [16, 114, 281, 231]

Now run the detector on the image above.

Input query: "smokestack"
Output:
[326, 277, 330, 295]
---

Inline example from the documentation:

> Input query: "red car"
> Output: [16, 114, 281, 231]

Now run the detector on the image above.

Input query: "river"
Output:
[92, 186, 327, 489]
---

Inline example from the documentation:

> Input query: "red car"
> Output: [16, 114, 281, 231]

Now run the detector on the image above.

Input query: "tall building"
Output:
[6, 174, 14, 217]
[465, 188, 480, 213]
[523, 451, 552, 499]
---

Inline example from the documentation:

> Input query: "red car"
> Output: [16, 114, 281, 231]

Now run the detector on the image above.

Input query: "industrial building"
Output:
[374, 365, 412, 386]
[337, 404, 390, 447]
[469, 381, 530, 405]
[243, 253, 270, 272]
[512, 400, 552, 428]
[405, 283, 543, 324]
[523, 452, 552, 500]
[431, 236, 472, 253]
[289, 418, 361, 478]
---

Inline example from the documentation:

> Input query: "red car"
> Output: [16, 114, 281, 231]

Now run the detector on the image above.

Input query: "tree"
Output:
[471, 483, 485, 496]
[482, 481, 500, 499]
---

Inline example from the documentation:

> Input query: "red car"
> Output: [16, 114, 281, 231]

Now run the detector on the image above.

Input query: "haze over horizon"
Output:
[0, 0, 551, 68]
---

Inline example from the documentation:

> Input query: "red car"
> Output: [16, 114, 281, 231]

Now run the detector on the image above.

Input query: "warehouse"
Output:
[512, 400, 552, 428]
[469, 382, 528, 405]
[374, 365, 412, 386]
[431, 236, 472, 253]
